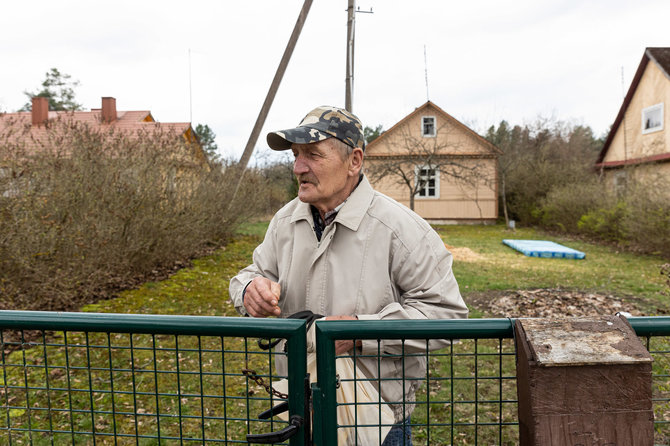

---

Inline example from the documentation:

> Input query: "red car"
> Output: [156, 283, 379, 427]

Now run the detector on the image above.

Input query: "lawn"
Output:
[85, 222, 669, 319]
[437, 224, 668, 315]
[83, 222, 667, 443]
[2, 222, 668, 444]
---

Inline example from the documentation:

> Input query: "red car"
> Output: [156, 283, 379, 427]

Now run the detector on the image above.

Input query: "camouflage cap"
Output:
[267, 105, 365, 151]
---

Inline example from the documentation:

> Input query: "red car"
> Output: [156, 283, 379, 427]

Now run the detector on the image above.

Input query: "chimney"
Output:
[101, 97, 117, 123]
[31, 97, 49, 126]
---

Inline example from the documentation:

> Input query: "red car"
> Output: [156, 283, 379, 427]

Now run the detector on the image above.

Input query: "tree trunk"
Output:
[501, 173, 509, 226]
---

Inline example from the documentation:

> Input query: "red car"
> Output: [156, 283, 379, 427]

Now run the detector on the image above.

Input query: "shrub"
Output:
[622, 176, 670, 258]
[0, 119, 271, 310]
[577, 201, 629, 242]
[537, 178, 605, 232]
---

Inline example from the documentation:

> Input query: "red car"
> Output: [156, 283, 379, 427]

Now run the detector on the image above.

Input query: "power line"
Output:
[424, 44, 430, 102]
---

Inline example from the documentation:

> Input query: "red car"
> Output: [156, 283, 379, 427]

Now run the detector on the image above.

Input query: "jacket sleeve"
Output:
[228, 217, 280, 316]
[357, 228, 468, 355]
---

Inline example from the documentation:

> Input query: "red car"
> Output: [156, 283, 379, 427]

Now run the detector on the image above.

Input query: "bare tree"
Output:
[366, 122, 497, 213]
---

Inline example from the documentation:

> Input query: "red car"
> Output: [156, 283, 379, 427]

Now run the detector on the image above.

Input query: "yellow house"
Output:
[595, 47, 670, 187]
[365, 101, 501, 223]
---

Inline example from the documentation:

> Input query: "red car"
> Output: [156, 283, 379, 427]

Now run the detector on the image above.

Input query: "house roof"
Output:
[0, 101, 196, 157]
[366, 100, 502, 156]
[595, 47, 670, 168]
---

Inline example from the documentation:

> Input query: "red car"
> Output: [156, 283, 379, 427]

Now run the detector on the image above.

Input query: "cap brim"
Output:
[266, 126, 331, 151]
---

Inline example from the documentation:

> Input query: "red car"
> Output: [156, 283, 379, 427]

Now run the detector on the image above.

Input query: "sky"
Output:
[1, 1, 669, 163]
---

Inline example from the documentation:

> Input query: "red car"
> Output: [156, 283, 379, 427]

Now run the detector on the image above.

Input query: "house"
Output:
[595, 47, 670, 188]
[0, 96, 208, 195]
[0, 96, 205, 162]
[365, 101, 502, 223]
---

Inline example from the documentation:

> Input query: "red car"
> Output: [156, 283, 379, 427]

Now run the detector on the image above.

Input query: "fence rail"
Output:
[0, 311, 307, 445]
[0, 311, 668, 445]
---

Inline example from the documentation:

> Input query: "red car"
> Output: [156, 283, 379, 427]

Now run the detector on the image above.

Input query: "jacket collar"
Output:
[290, 174, 374, 232]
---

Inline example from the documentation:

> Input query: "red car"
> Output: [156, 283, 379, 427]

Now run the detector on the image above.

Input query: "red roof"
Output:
[0, 99, 196, 156]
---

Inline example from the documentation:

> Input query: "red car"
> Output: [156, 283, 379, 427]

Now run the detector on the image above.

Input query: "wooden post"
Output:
[237, 0, 313, 170]
[515, 316, 654, 446]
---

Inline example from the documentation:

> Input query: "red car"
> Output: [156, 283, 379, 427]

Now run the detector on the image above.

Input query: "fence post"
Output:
[515, 316, 654, 445]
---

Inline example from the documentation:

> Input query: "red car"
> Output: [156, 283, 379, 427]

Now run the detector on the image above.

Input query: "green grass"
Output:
[2, 222, 669, 444]
[84, 222, 669, 318]
[435, 224, 668, 314]
[83, 233, 263, 318]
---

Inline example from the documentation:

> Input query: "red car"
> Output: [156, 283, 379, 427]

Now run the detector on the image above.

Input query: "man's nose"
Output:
[293, 156, 308, 175]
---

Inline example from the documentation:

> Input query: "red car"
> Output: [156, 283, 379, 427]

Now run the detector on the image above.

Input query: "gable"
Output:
[366, 101, 501, 158]
[597, 48, 670, 169]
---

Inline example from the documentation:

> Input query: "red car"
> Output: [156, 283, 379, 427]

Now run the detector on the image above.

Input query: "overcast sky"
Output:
[1, 1, 668, 162]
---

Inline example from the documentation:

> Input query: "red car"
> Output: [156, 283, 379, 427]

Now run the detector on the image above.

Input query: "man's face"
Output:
[291, 139, 354, 211]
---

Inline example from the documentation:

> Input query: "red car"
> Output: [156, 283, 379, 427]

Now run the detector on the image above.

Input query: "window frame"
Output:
[641, 103, 664, 135]
[421, 116, 436, 138]
[415, 164, 440, 199]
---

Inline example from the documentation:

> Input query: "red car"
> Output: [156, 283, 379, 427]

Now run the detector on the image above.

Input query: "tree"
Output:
[366, 123, 496, 212]
[20, 68, 82, 111]
[485, 120, 522, 225]
[194, 124, 219, 160]
[485, 118, 602, 225]
[364, 124, 383, 144]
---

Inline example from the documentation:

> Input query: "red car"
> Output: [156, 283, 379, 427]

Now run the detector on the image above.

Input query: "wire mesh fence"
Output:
[0, 312, 669, 445]
[313, 319, 518, 446]
[0, 311, 306, 445]
[635, 317, 670, 446]
[315, 317, 670, 446]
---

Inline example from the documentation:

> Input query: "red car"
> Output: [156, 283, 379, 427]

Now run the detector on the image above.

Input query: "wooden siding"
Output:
[366, 102, 500, 221]
[604, 61, 670, 165]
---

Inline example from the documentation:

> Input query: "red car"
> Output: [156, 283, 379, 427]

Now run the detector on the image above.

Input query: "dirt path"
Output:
[465, 288, 651, 318]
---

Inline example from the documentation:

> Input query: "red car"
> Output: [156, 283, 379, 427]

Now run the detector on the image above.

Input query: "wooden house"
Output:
[0, 96, 208, 196]
[365, 101, 501, 223]
[595, 47, 670, 188]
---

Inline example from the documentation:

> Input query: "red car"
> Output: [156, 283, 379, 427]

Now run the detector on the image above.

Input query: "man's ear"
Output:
[348, 148, 364, 176]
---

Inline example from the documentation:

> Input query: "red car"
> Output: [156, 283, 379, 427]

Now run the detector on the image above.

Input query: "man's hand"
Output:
[326, 315, 361, 355]
[243, 277, 281, 318]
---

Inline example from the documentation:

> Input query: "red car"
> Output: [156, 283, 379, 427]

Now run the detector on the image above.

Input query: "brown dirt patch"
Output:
[445, 244, 484, 262]
[466, 288, 651, 318]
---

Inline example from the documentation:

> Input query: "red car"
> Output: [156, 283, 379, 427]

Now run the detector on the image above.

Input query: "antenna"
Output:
[189, 48, 193, 124]
[424, 44, 430, 101]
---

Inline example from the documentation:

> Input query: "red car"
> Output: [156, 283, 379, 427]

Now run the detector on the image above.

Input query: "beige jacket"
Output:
[229, 175, 468, 419]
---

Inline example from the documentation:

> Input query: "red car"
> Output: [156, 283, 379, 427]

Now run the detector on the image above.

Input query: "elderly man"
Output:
[229, 105, 467, 444]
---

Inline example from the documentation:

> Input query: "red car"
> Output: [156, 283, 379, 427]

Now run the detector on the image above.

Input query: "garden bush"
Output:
[536, 178, 605, 232]
[537, 173, 670, 258]
[0, 119, 273, 310]
[622, 176, 670, 258]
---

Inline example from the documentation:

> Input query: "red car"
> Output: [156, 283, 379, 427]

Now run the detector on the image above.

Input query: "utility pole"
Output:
[345, 2, 372, 113]
[237, 0, 313, 169]
[345, 0, 355, 112]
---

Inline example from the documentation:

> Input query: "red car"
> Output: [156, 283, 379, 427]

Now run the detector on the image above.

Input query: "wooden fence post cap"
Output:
[516, 316, 652, 367]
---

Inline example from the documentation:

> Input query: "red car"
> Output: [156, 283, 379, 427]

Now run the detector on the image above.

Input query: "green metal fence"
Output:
[313, 319, 518, 446]
[313, 317, 670, 446]
[0, 312, 669, 445]
[0, 311, 307, 445]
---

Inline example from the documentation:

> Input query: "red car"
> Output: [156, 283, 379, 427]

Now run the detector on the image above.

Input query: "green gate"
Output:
[313, 317, 670, 446]
[313, 319, 517, 445]
[0, 311, 308, 445]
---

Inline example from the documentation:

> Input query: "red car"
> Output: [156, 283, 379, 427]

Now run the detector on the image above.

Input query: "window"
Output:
[422, 116, 436, 137]
[416, 165, 439, 198]
[642, 103, 663, 134]
[614, 170, 627, 195]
